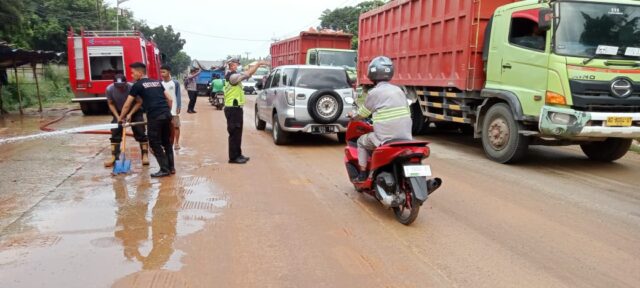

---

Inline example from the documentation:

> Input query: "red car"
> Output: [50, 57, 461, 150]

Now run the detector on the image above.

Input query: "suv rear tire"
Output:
[272, 113, 290, 145]
[307, 90, 343, 124]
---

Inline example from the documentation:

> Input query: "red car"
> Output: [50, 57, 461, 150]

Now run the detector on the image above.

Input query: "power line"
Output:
[144, 20, 271, 42]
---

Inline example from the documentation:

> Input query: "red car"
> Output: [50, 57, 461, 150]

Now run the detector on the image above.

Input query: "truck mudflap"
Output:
[539, 106, 640, 139]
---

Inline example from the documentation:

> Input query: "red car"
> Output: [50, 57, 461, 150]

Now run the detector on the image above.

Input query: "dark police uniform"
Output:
[224, 70, 250, 162]
[106, 83, 147, 144]
[129, 78, 174, 173]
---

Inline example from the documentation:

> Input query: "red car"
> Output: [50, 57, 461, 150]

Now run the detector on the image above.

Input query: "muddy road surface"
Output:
[1, 96, 639, 288]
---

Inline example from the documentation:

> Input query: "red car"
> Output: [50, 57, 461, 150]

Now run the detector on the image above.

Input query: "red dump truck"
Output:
[358, 0, 640, 163]
[270, 31, 357, 77]
[67, 29, 162, 115]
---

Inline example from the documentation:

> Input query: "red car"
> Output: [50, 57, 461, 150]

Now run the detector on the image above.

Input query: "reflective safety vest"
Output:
[371, 106, 411, 123]
[224, 81, 244, 107]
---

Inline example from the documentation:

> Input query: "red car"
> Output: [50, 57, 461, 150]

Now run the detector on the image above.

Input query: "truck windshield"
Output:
[318, 50, 357, 69]
[555, 2, 640, 59]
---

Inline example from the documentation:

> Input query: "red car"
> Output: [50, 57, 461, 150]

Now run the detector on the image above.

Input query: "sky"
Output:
[106, 0, 370, 61]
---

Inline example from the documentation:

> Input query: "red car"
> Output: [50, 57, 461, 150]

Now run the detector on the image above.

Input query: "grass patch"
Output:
[1, 65, 73, 111]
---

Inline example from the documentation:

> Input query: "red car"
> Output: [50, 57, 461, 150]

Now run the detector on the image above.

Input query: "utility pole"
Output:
[116, 0, 130, 33]
[96, 0, 102, 30]
[245, 52, 251, 61]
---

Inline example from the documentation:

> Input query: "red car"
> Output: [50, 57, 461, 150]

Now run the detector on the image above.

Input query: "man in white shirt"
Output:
[160, 65, 182, 151]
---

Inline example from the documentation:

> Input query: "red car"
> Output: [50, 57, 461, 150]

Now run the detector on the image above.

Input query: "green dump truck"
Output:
[358, 0, 640, 163]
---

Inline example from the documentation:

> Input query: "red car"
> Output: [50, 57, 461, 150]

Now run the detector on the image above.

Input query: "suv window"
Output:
[265, 69, 279, 89]
[294, 69, 350, 90]
[282, 68, 295, 87]
[271, 69, 282, 88]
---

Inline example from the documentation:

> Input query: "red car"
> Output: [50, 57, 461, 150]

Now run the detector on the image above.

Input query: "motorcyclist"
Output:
[348, 56, 412, 182]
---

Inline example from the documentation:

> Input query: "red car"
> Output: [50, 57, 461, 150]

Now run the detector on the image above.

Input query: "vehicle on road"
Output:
[67, 29, 162, 115]
[242, 78, 258, 95]
[197, 67, 225, 97]
[254, 65, 355, 144]
[209, 91, 224, 110]
[358, 0, 640, 163]
[271, 31, 357, 80]
[344, 118, 442, 225]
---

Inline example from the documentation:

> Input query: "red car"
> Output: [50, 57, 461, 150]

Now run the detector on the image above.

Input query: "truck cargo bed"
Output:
[358, 0, 517, 91]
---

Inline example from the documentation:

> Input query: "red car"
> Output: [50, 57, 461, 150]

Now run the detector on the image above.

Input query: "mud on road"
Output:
[0, 96, 639, 288]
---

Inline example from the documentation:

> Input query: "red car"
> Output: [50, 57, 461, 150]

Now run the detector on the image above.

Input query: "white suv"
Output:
[254, 65, 355, 145]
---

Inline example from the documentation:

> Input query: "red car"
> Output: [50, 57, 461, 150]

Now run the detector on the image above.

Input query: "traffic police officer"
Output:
[224, 58, 269, 164]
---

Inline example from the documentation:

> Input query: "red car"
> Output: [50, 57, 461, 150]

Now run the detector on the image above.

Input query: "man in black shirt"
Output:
[120, 62, 175, 177]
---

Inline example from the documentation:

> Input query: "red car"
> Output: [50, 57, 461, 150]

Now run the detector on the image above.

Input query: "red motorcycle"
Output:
[344, 120, 442, 225]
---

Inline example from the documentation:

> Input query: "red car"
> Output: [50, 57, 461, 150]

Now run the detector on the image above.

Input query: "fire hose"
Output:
[39, 108, 134, 136]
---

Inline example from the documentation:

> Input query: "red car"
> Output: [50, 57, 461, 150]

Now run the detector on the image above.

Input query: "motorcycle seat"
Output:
[381, 139, 429, 147]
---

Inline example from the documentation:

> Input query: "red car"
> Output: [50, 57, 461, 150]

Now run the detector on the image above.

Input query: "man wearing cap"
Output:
[104, 74, 149, 167]
[224, 58, 269, 164]
[119, 62, 175, 177]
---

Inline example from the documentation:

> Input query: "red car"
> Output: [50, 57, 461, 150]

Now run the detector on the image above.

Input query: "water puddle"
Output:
[0, 164, 227, 287]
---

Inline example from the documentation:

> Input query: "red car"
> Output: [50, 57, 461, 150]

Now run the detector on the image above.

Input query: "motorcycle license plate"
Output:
[606, 117, 632, 127]
[403, 165, 432, 177]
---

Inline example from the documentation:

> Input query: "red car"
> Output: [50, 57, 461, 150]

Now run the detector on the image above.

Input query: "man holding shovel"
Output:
[120, 62, 175, 177]
[104, 74, 149, 167]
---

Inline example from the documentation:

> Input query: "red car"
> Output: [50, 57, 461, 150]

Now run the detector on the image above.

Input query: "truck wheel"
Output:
[272, 113, 290, 145]
[580, 138, 632, 162]
[411, 102, 429, 135]
[80, 103, 94, 115]
[481, 103, 529, 163]
[307, 90, 343, 124]
[255, 105, 266, 131]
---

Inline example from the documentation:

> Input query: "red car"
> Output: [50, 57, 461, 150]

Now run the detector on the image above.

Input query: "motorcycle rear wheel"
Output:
[393, 196, 420, 225]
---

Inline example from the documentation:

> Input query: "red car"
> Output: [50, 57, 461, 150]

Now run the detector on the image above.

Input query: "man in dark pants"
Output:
[224, 58, 269, 164]
[104, 74, 149, 167]
[185, 68, 200, 113]
[120, 62, 175, 177]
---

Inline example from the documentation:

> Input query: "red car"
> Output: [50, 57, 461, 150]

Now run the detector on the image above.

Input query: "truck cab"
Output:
[481, 0, 640, 162]
[306, 48, 358, 80]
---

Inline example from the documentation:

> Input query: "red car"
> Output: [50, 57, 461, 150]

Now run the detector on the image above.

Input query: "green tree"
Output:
[137, 24, 189, 74]
[171, 51, 191, 76]
[319, 0, 386, 49]
[0, 0, 27, 46]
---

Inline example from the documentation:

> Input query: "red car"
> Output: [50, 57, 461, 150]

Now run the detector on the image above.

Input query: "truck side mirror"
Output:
[539, 8, 553, 32]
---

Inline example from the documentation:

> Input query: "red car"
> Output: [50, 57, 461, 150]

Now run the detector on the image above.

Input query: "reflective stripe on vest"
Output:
[371, 106, 410, 122]
[224, 81, 244, 107]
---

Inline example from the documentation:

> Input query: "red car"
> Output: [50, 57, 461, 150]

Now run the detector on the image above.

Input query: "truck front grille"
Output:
[569, 80, 640, 111]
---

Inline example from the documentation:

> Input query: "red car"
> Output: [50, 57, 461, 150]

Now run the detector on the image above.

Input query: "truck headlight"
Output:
[549, 112, 577, 125]
[286, 89, 295, 106]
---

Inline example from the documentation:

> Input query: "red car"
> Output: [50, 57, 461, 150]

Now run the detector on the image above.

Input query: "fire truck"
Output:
[67, 28, 162, 115]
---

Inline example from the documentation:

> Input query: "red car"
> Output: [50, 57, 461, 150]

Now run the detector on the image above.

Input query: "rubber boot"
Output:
[104, 143, 120, 167]
[140, 142, 150, 166]
[151, 156, 171, 177]
[167, 152, 175, 174]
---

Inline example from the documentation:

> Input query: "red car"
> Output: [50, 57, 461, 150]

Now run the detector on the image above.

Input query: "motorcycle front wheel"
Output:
[393, 195, 420, 225]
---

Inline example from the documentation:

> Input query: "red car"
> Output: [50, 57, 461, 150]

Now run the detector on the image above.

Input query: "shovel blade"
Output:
[112, 154, 131, 174]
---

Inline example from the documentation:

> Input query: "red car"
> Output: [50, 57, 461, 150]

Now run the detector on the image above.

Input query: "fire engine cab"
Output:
[67, 28, 162, 115]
